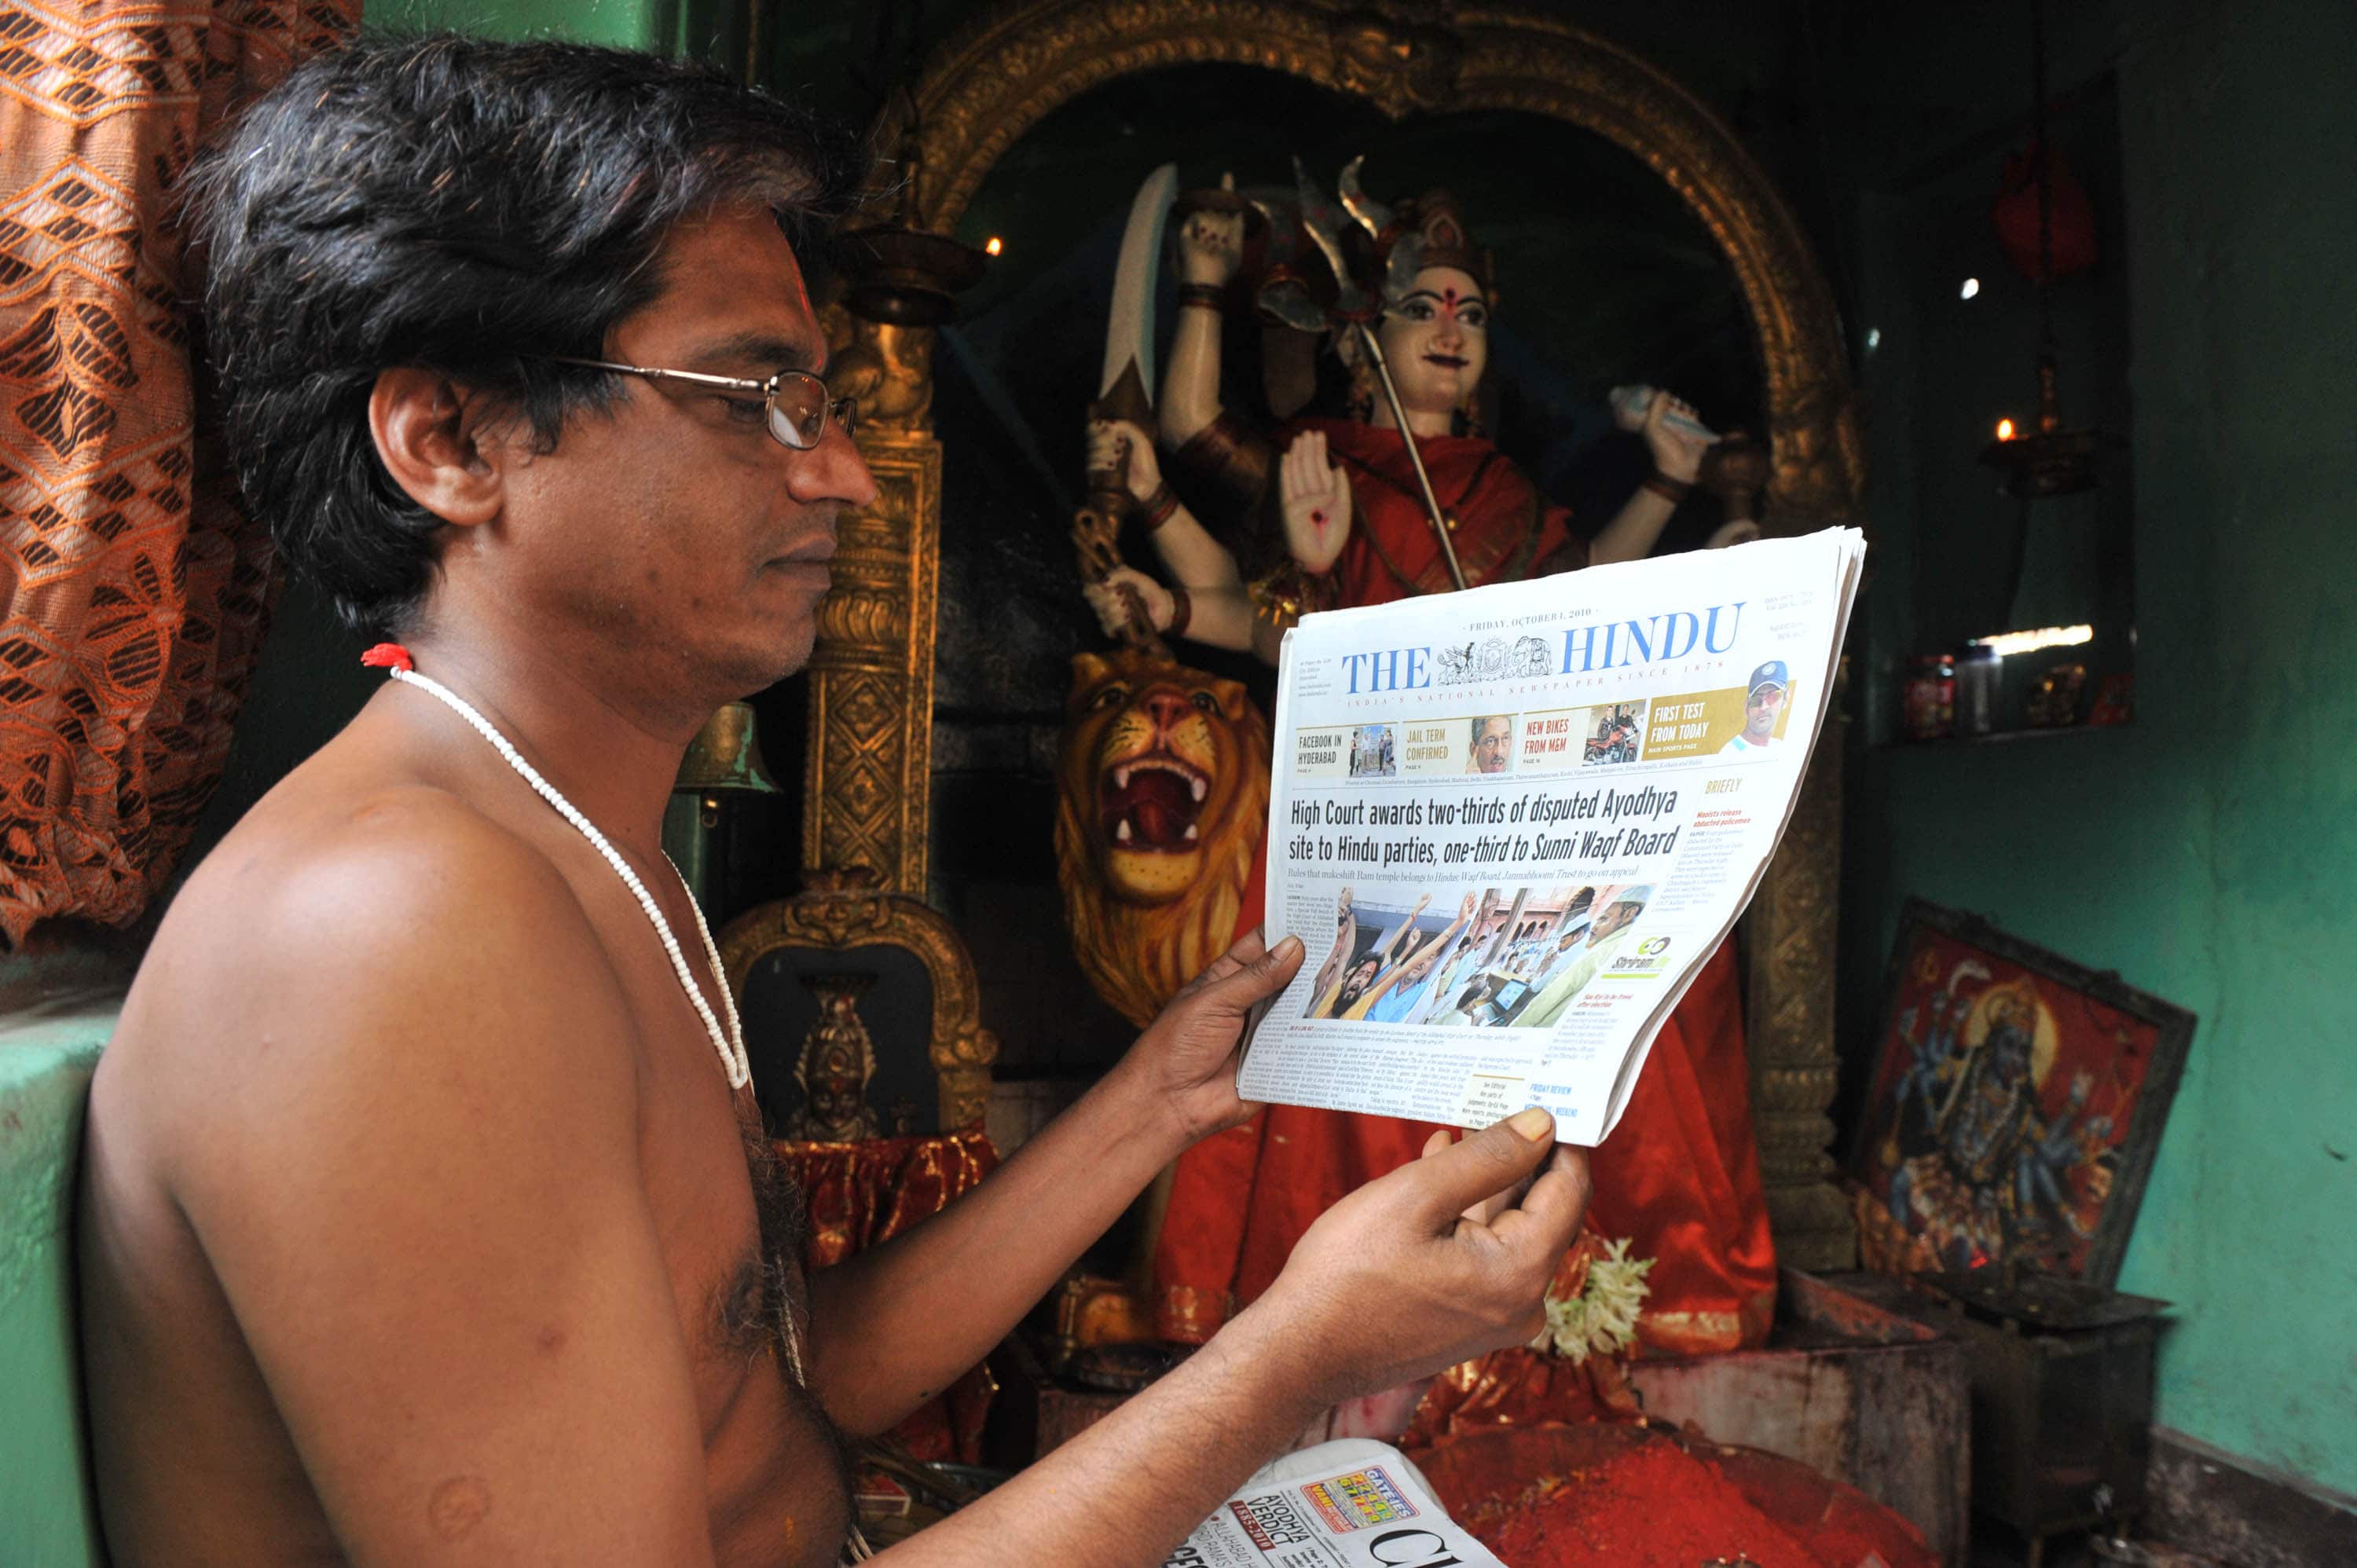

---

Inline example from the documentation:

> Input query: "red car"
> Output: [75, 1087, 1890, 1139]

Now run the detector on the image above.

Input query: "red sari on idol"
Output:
[1152, 416, 1778, 1359]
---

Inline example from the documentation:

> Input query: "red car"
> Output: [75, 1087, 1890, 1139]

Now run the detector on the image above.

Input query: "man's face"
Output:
[1340, 959, 1381, 1003]
[1592, 899, 1641, 941]
[1376, 266, 1488, 417]
[493, 207, 877, 702]
[1744, 682, 1787, 740]
[1469, 717, 1511, 773]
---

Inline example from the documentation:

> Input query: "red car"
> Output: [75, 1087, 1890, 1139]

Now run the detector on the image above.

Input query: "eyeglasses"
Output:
[550, 356, 856, 451]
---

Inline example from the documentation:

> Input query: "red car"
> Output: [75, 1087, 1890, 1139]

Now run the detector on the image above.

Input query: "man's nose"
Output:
[788, 419, 878, 510]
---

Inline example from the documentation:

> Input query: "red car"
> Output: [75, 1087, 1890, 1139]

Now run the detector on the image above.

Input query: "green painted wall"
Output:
[1844, 0, 2357, 1493]
[0, 999, 119, 1568]
[370, 0, 662, 49]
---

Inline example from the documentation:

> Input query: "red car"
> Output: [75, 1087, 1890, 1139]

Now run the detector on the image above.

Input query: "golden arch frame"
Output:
[816, 0, 1859, 1264]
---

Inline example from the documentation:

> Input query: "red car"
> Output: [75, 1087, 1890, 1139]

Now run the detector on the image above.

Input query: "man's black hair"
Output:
[185, 32, 866, 633]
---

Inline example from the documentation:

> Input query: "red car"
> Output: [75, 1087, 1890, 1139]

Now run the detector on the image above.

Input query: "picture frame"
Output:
[1848, 898, 2194, 1289]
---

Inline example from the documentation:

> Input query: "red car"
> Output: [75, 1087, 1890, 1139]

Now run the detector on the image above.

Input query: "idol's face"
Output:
[1376, 265, 1488, 418]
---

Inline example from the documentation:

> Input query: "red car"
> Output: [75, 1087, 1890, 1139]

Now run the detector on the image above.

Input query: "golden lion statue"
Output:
[1054, 646, 1271, 1027]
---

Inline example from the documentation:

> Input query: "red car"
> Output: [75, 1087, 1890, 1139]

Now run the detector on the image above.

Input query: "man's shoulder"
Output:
[176, 780, 592, 965]
[118, 782, 625, 1103]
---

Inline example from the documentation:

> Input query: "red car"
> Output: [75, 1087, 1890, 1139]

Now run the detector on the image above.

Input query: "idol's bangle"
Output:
[1642, 471, 1694, 505]
[1166, 583, 1193, 639]
[1175, 281, 1226, 312]
[1138, 482, 1181, 533]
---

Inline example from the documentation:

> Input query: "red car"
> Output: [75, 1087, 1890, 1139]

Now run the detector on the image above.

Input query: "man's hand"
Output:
[1251, 1108, 1592, 1405]
[1117, 930, 1304, 1149]
[1280, 430, 1352, 573]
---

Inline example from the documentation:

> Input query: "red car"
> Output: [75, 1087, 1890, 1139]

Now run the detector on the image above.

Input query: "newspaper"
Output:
[1240, 528, 1867, 1146]
[1168, 1438, 1504, 1568]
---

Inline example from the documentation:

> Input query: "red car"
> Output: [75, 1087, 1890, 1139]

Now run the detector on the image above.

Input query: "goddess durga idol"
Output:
[1083, 166, 1779, 1385]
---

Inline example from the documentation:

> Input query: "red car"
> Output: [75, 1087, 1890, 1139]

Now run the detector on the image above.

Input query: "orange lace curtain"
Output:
[0, 2, 357, 945]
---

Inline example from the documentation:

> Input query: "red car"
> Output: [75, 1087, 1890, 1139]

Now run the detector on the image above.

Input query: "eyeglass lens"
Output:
[767, 372, 856, 450]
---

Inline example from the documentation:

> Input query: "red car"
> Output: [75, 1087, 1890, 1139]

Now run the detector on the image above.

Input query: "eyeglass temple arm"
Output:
[548, 356, 771, 395]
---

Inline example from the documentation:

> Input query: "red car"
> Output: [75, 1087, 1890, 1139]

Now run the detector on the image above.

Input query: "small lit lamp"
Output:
[835, 153, 989, 327]
[662, 702, 783, 922]
[1978, 353, 2121, 499]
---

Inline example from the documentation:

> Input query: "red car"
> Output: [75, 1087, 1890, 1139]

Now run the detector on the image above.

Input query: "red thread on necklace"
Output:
[360, 643, 415, 673]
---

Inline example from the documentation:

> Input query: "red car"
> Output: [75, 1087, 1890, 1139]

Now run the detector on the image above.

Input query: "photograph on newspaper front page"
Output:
[1238, 529, 1865, 1146]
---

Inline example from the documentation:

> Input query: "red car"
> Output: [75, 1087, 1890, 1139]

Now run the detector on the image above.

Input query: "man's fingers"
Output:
[1203, 932, 1303, 1012]
[1490, 1145, 1593, 1257]
[1402, 1108, 1555, 1229]
[1190, 926, 1268, 987]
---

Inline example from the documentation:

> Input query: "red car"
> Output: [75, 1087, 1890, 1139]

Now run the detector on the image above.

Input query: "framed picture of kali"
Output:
[1849, 899, 2194, 1288]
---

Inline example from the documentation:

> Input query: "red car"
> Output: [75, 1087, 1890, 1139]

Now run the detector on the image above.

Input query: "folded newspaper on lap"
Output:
[1241, 528, 1867, 1147]
[1168, 1438, 1504, 1568]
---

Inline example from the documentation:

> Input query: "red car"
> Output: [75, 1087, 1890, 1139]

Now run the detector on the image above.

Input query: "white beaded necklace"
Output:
[376, 656, 752, 1090]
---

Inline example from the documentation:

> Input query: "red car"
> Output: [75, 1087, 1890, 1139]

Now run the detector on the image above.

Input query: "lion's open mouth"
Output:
[1098, 754, 1210, 852]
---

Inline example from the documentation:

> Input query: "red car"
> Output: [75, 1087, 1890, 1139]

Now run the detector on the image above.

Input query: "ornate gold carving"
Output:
[801, 423, 940, 896]
[1745, 659, 1857, 1269]
[719, 868, 1001, 1131]
[824, 306, 937, 437]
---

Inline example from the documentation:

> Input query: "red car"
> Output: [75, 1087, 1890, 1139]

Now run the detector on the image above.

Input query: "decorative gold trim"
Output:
[719, 871, 1000, 1130]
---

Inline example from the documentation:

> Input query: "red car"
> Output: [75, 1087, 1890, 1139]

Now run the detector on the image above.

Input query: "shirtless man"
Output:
[75, 36, 1589, 1567]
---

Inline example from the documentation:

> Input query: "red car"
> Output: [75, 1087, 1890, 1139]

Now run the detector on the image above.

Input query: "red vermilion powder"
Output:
[1458, 1437, 1826, 1568]
[1424, 1424, 1937, 1568]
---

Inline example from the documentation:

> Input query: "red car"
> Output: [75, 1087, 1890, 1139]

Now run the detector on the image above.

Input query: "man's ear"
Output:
[368, 368, 506, 529]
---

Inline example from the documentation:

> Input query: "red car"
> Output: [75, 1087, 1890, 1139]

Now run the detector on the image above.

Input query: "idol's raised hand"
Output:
[1082, 566, 1175, 638]
[1176, 173, 1245, 288]
[1280, 428, 1352, 573]
[1086, 418, 1161, 505]
[1641, 387, 1717, 484]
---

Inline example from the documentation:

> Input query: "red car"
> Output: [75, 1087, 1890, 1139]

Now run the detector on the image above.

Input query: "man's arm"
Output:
[159, 797, 720, 1565]
[879, 1118, 1590, 1564]
[804, 936, 1302, 1434]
